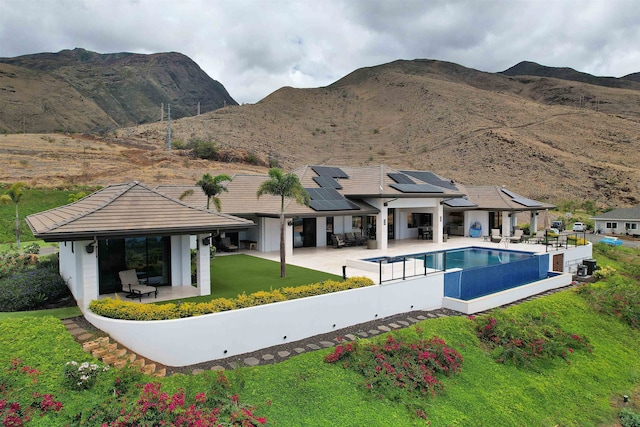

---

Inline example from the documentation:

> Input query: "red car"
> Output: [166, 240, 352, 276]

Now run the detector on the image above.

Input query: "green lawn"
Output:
[158, 254, 343, 304]
[0, 306, 80, 320]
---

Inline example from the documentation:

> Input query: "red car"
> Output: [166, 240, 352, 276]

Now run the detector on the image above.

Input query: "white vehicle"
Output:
[572, 222, 586, 232]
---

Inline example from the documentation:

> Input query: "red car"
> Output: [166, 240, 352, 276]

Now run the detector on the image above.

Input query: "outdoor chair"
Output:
[333, 234, 346, 248]
[220, 237, 238, 252]
[119, 269, 158, 301]
[352, 230, 368, 245]
[490, 229, 502, 243]
[509, 229, 524, 243]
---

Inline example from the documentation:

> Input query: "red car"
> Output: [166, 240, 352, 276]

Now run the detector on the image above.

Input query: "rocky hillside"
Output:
[0, 48, 236, 133]
[118, 59, 640, 207]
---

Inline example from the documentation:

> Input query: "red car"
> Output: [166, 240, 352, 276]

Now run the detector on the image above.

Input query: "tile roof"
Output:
[26, 182, 254, 241]
[461, 186, 555, 210]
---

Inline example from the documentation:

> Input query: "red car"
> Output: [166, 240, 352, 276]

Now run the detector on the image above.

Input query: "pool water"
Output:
[364, 247, 534, 270]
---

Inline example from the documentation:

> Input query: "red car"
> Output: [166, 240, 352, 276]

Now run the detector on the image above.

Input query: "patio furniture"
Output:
[332, 233, 346, 248]
[351, 230, 368, 245]
[220, 237, 238, 252]
[509, 229, 524, 243]
[119, 269, 158, 301]
[490, 229, 502, 243]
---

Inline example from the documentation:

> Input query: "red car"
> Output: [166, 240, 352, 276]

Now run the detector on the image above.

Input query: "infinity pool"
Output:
[364, 247, 534, 270]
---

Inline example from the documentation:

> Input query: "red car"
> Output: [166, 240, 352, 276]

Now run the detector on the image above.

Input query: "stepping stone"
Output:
[227, 362, 238, 369]
[102, 354, 119, 365]
[389, 323, 401, 329]
[243, 357, 260, 366]
[344, 334, 357, 341]
[357, 332, 369, 337]
[261, 354, 274, 361]
[143, 364, 156, 375]
[319, 341, 334, 348]
[113, 359, 128, 369]
[306, 344, 320, 350]
[427, 313, 437, 318]
[77, 333, 94, 342]
[92, 348, 107, 359]
[436, 313, 448, 318]
[397, 320, 410, 326]
[132, 359, 145, 368]
[96, 336, 110, 345]
[68, 328, 86, 336]
[82, 341, 100, 352]
[192, 368, 205, 375]
[61, 319, 75, 325]
[417, 315, 427, 320]
[210, 366, 225, 371]
[277, 351, 291, 358]
[154, 368, 167, 377]
[407, 317, 419, 323]
[368, 329, 380, 335]
[377, 325, 391, 332]
[293, 347, 306, 354]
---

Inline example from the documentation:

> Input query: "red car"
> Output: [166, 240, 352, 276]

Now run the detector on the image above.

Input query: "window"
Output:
[352, 216, 363, 230]
[625, 223, 637, 230]
[606, 222, 618, 229]
[409, 213, 432, 228]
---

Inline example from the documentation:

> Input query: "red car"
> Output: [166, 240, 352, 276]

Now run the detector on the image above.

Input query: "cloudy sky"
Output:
[1, 0, 639, 104]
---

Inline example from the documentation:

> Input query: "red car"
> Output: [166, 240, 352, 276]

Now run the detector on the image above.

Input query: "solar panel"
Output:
[312, 176, 343, 189]
[387, 173, 414, 184]
[305, 187, 359, 211]
[401, 171, 458, 191]
[311, 166, 349, 178]
[501, 188, 542, 207]
[443, 198, 477, 207]
[390, 183, 444, 193]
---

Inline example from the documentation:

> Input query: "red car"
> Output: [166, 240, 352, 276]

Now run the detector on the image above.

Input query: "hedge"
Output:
[89, 276, 375, 321]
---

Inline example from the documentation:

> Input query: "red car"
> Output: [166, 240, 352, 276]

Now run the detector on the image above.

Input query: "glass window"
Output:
[410, 213, 433, 228]
[606, 222, 618, 229]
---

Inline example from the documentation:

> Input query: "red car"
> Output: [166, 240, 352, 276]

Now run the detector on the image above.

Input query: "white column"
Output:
[376, 207, 388, 250]
[196, 234, 211, 296]
[79, 240, 98, 310]
[285, 220, 293, 258]
[171, 235, 192, 286]
[531, 212, 538, 232]
[501, 212, 511, 237]
[434, 204, 444, 243]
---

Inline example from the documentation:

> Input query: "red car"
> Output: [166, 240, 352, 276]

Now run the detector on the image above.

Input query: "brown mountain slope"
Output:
[0, 48, 237, 133]
[117, 59, 639, 207]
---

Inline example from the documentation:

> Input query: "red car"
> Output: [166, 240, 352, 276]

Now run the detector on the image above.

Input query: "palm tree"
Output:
[195, 173, 232, 211]
[256, 168, 309, 278]
[0, 182, 26, 248]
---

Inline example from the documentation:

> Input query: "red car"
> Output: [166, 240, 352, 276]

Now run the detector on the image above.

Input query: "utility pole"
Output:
[167, 104, 171, 151]
[160, 103, 164, 121]
[197, 102, 200, 116]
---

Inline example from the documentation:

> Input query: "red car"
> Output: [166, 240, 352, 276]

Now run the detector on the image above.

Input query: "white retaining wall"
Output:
[85, 273, 446, 367]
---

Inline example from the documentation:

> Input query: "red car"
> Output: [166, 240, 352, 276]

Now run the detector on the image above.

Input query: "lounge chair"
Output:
[332, 233, 346, 248]
[509, 229, 524, 243]
[531, 230, 545, 244]
[344, 232, 357, 246]
[490, 229, 501, 243]
[119, 269, 158, 301]
[220, 237, 238, 252]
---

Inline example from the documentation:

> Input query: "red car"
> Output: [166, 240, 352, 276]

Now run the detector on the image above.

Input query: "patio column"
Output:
[170, 235, 191, 286]
[376, 207, 388, 250]
[531, 211, 539, 232]
[79, 240, 98, 311]
[285, 220, 294, 258]
[196, 234, 211, 296]
[501, 212, 511, 237]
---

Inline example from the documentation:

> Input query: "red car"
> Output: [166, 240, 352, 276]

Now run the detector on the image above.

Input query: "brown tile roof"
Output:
[462, 186, 555, 211]
[26, 182, 254, 241]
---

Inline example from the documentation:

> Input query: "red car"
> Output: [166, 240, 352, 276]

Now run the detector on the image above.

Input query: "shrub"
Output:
[0, 267, 70, 311]
[188, 139, 219, 160]
[325, 334, 462, 416]
[576, 275, 640, 329]
[620, 408, 640, 427]
[473, 310, 592, 369]
[63, 360, 109, 391]
[90, 276, 375, 320]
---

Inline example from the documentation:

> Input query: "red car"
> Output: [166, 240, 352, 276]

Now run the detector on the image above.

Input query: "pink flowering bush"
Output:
[325, 334, 463, 403]
[0, 359, 63, 427]
[473, 310, 592, 368]
[79, 372, 268, 427]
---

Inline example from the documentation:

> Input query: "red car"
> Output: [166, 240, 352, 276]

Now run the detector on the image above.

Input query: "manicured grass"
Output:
[160, 254, 342, 303]
[0, 306, 81, 320]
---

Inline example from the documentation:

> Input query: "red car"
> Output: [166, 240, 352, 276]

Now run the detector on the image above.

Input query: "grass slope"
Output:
[2, 289, 638, 426]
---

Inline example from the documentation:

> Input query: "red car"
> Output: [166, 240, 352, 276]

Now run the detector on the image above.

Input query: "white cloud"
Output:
[1, 0, 638, 103]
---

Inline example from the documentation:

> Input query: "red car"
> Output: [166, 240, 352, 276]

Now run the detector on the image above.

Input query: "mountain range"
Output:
[0, 49, 638, 207]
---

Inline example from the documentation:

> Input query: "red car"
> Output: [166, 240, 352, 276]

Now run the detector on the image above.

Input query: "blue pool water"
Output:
[364, 247, 550, 301]
[364, 247, 534, 270]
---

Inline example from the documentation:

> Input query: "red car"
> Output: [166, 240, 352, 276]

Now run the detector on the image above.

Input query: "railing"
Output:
[377, 250, 448, 284]
[543, 231, 589, 252]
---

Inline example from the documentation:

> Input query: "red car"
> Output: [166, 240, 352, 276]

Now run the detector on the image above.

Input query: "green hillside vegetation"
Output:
[0, 246, 638, 425]
[0, 185, 96, 244]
